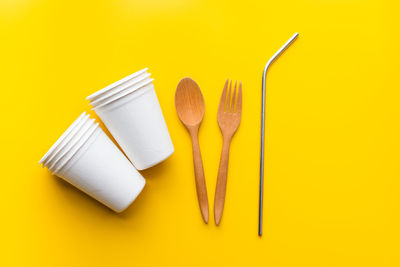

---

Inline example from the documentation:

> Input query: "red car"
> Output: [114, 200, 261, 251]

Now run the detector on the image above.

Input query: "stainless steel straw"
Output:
[259, 32, 299, 236]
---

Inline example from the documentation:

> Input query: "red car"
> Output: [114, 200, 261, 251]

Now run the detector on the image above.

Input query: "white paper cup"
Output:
[54, 127, 146, 212]
[91, 79, 174, 170]
[39, 112, 87, 166]
[39, 113, 146, 212]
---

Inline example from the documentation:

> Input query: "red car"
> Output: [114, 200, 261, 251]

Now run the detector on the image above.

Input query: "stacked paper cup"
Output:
[87, 68, 174, 170]
[39, 68, 173, 212]
[39, 112, 146, 212]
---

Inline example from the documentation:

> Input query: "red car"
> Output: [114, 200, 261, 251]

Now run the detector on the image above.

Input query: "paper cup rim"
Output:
[52, 123, 100, 173]
[39, 112, 87, 166]
[48, 118, 96, 171]
[54, 124, 100, 174]
[89, 72, 151, 107]
[44, 114, 90, 167]
[92, 78, 154, 110]
[54, 127, 101, 175]
[86, 68, 148, 101]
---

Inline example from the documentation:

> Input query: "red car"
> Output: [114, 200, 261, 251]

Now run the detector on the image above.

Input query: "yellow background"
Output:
[1, 0, 400, 266]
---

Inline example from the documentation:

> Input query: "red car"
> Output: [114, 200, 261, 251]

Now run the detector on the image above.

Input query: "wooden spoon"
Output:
[175, 78, 209, 223]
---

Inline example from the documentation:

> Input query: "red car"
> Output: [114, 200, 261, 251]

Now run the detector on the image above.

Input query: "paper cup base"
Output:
[135, 146, 174, 170]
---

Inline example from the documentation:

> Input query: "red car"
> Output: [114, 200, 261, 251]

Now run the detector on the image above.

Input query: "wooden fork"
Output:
[214, 79, 242, 225]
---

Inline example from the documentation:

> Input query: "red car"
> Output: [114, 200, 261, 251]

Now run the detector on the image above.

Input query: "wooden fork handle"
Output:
[214, 136, 232, 225]
[189, 127, 209, 224]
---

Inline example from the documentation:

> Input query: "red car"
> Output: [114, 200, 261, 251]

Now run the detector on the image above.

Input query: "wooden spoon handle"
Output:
[190, 128, 209, 223]
[214, 137, 231, 225]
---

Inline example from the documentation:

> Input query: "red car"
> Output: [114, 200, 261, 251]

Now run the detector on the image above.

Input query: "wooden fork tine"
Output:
[218, 79, 229, 114]
[226, 80, 232, 112]
[230, 81, 237, 112]
[236, 82, 242, 114]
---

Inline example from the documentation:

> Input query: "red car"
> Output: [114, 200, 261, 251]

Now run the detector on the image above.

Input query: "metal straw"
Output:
[259, 32, 299, 236]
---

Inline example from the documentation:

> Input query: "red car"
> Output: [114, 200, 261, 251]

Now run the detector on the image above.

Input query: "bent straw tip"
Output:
[291, 32, 299, 40]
